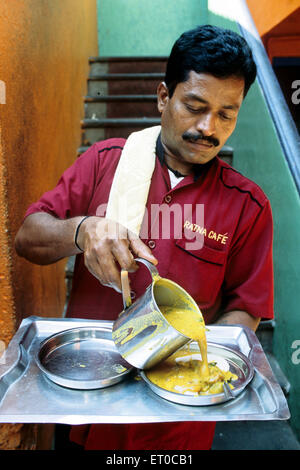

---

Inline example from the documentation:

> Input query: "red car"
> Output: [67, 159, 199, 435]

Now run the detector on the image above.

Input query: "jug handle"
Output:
[121, 258, 160, 311]
[134, 257, 160, 281]
[121, 269, 132, 309]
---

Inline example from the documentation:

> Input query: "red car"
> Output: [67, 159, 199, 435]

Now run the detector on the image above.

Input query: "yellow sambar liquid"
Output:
[147, 305, 238, 395]
[160, 305, 209, 377]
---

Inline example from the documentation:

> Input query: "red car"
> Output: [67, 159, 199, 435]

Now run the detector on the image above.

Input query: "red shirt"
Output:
[25, 138, 274, 323]
[24, 138, 274, 450]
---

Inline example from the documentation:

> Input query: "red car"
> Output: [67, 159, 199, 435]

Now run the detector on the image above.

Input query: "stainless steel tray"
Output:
[0, 316, 290, 424]
[140, 342, 254, 406]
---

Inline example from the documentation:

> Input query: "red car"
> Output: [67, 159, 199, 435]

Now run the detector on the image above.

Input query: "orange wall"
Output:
[0, 0, 98, 449]
[247, 0, 300, 36]
[247, 1, 300, 61]
[0, 0, 98, 333]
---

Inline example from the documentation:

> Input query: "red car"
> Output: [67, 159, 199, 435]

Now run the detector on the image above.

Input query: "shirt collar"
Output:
[156, 133, 216, 182]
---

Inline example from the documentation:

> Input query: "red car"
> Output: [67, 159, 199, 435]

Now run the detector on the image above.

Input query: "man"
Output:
[15, 25, 274, 450]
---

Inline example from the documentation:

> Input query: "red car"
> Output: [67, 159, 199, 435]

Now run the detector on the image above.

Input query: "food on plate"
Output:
[146, 305, 237, 396]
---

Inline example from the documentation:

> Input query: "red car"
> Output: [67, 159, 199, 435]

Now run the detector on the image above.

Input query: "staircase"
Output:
[78, 56, 233, 165]
[79, 56, 163, 154]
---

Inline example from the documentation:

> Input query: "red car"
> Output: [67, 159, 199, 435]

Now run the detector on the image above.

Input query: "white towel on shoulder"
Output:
[105, 125, 161, 235]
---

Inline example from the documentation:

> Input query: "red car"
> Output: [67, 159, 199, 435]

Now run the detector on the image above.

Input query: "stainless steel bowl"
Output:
[140, 342, 254, 406]
[36, 326, 133, 389]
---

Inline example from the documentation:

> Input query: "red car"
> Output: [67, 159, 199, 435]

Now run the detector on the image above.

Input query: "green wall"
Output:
[96, 0, 300, 440]
[97, 0, 208, 56]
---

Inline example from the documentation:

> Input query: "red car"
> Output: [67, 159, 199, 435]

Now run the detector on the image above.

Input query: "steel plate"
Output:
[140, 342, 254, 406]
[36, 326, 133, 389]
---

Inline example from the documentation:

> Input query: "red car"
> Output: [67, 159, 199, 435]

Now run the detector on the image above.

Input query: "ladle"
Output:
[223, 380, 235, 401]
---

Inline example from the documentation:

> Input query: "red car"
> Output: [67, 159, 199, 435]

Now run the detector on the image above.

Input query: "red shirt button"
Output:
[130, 291, 136, 300]
[164, 195, 172, 203]
[148, 240, 156, 249]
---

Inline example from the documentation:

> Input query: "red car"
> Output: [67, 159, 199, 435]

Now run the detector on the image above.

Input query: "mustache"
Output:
[182, 131, 219, 147]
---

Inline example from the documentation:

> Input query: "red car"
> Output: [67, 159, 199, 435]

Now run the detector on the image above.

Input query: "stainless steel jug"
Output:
[112, 258, 202, 369]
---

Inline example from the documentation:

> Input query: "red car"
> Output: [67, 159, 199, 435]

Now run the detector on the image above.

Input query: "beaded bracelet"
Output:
[74, 215, 91, 252]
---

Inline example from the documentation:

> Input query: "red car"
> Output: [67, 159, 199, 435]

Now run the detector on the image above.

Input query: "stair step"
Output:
[89, 57, 167, 75]
[88, 77, 161, 96]
[84, 95, 157, 102]
[81, 117, 161, 128]
[84, 94, 159, 119]
[89, 56, 168, 63]
[81, 117, 161, 142]
[85, 103, 159, 120]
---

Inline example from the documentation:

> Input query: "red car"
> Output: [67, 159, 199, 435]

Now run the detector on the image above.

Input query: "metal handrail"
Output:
[237, 0, 300, 194]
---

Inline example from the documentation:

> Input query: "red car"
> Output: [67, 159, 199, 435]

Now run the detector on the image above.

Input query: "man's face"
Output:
[157, 71, 245, 167]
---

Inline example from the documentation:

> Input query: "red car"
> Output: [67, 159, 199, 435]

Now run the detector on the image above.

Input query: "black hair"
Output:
[165, 24, 257, 98]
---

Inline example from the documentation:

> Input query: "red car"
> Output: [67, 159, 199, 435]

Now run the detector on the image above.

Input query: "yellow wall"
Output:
[0, 0, 98, 449]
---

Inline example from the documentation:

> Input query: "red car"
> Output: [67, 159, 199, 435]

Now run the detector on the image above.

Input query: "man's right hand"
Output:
[15, 213, 158, 293]
[76, 216, 158, 293]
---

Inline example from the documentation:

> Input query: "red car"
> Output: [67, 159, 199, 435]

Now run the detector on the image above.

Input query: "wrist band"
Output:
[74, 216, 91, 252]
